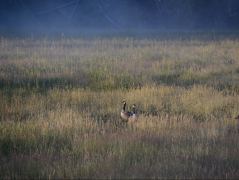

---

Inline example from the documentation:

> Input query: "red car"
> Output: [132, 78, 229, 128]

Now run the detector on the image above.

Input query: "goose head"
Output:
[122, 100, 126, 104]
[132, 104, 136, 114]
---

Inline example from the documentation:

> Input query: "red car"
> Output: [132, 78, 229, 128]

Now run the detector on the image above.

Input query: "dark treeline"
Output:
[0, 0, 239, 35]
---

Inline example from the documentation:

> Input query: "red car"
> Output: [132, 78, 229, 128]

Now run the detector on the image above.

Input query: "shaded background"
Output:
[0, 0, 239, 35]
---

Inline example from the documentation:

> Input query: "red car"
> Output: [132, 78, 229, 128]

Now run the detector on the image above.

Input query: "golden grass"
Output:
[0, 36, 239, 178]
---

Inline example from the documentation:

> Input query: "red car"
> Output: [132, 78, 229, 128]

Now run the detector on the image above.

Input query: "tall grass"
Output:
[0, 36, 239, 178]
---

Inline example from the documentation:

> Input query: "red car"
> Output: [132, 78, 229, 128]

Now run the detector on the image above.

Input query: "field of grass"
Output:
[0, 35, 239, 179]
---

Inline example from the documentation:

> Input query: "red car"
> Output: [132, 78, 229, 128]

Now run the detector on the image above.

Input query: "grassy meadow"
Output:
[0, 35, 239, 179]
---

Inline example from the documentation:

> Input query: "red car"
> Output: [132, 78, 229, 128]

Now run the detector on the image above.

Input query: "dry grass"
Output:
[0, 36, 239, 179]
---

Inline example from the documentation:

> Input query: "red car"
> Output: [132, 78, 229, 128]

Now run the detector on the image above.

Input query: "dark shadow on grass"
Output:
[0, 77, 80, 89]
[152, 69, 239, 94]
[152, 73, 204, 87]
[0, 73, 143, 92]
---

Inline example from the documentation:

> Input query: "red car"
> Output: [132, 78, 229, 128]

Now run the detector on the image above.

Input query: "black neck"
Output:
[123, 103, 126, 111]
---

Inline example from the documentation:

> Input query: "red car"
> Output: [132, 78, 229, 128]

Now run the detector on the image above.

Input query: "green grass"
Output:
[0, 36, 239, 179]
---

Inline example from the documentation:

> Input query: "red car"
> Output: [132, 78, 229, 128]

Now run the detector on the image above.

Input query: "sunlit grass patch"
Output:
[0, 37, 239, 178]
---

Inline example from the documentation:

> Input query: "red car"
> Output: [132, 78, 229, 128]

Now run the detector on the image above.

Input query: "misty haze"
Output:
[0, 0, 239, 179]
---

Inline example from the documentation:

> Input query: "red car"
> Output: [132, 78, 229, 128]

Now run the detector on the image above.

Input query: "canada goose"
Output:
[128, 104, 138, 123]
[235, 115, 239, 133]
[120, 101, 132, 122]
[235, 115, 239, 120]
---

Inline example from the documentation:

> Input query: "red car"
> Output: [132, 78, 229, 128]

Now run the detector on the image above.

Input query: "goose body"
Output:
[121, 111, 132, 121]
